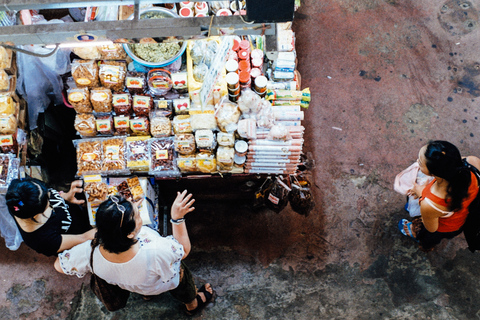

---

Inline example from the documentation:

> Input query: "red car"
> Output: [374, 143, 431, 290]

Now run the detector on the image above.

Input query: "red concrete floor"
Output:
[1, 0, 480, 318]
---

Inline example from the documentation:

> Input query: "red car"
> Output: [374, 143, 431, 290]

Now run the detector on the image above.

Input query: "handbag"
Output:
[90, 242, 130, 311]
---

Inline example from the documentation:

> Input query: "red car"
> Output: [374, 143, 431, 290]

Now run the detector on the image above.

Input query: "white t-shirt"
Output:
[58, 226, 184, 296]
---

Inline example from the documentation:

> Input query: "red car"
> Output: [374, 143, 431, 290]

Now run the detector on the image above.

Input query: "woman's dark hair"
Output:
[5, 178, 49, 220]
[424, 140, 471, 211]
[95, 196, 137, 254]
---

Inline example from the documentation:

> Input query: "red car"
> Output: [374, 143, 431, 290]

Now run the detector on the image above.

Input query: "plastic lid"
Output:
[179, 7, 193, 16]
[216, 9, 232, 16]
[238, 60, 251, 71]
[238, 71, 250, 83]
[235, 140, 248, 153]
[251, 49, 264, 60]
[232, 39, 240, 51]
[250, 67, 262, 78]
[225, 72, 239, 85]
[255, 75, 268, 88]
[238, 49, 249, 60]
[234, 154, 246, 164]
[239, 40, 250, 50]
[225, 59, 239, 72]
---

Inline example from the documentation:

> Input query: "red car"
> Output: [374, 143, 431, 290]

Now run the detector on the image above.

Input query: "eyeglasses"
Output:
[110, 195, 126, 228]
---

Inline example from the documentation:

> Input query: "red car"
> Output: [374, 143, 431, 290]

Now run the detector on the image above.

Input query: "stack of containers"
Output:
[178, 2, 210, 18]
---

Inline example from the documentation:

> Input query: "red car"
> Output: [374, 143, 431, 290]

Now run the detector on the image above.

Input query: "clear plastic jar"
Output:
[147, 68, 173, 96]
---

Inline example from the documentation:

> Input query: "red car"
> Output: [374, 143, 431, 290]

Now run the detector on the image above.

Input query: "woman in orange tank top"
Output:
[399, 141, 480, 252]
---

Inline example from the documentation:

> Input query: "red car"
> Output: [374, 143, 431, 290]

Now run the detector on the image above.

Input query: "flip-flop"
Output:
[185, 284, 215, 316]
[398, 219, 419, 242]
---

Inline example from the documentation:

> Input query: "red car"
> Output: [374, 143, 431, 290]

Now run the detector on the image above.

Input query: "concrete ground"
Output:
[2, 0, 480, 319]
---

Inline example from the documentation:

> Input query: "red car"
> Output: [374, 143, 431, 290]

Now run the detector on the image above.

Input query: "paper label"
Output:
[156, 149, 168, 159]
[82, 153, 97, 161]
[131, 119, 146, 130]
[134, 96, 150, 107]
[126, 77, 143, 88]
[0, 135, 13, 146]
[114, 116, 129, 128]
[102, 65, 121, 83]
[113, 94, 129, 106]
[105, 145, 119, 161]
[91, 92, 108, 102]
[68, 92, 84, 102]
[156, 100, 168, 109]
[84, 174, 102, 183]
[268, 193, 280, 204]
[76, 78, 91, 85]
[96, 119, 111, 131]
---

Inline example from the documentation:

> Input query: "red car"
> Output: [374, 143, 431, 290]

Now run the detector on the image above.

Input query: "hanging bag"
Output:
[89, 241, 130, 311]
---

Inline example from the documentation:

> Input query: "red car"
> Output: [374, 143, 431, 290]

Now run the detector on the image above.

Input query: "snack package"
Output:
[0, 114, 17, 135]
[126, 71, 146, 95]
[112, 92, 132, 115]
[237, 88, 261, 116]
[173, 97, 190, 115]
[217, 132, 235, 147]
[177, 154, 197, 173]
[130, 117, 150, 136]
[172, 115, 192, 134]
[95, 113, 115, 136]
[256, 99, 275, 129]
[83, 175, 109, 203]
[0, 93, 15, 115]
[195, 129, 216, 152]
[99, 43, 127, 60]
[73, 46, 101, 60]
[101, 137, 128, 174]
[113, 115, 131, 135]
[0, 154, 19, 193]
[154, 99, 173, 118]
[196, 151, 216, 173]
[289, 177, 314, 216]
[133, 94, 153, 117]
[74, 138, 103, 176]
[215, 99, 241, 133]
[126, 136, 150, 171]
[266, 124, 292, 141]
[149, 137, 180, 177]
[174, 133, 195, 155]
[74, 113, 97, 137]
[216, 146, 234, 172]
[0, 70, 10, 92]
[90, 87, 112, 113]
[99, 60, 127, 92]
[68, 87, 92, 113]
[190, 113, 217, 131]
[150, 111, 172, 138]
[0, 134, 18, 154]
[126, 176, 145, 202]
[171, 71, 188, 93]
[253, 176, 274, 209]
[266, 176, 291, 213]
[71, 59, 99, 88]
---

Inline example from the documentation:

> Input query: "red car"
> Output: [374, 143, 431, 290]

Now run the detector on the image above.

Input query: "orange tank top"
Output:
[420, 171, 479, 232]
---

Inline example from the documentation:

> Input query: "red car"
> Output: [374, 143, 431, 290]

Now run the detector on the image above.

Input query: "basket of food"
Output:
[123, 7, 187, 67]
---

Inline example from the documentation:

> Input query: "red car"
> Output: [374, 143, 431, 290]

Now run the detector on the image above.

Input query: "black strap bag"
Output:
[89, 242, 130, 311]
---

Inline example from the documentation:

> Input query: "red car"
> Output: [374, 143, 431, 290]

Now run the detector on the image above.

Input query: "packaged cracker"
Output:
[149, 137, 179, 177]
[133, 94, 153, 117]
[150, 110, 172, 138]
[196, 151, 216, 173]
[71, 59, 99, 88]
[126, 71, 146, 95]
[90, 87, 112, 113]
[130, 116, 150, 136]
[172, 115, 192, 134]
[217, 132, 235, 147]
[99, 43, 127, 60]
[126, 136, 150, 171]
[112, 92, 132, 115]
[99, 60, 127, 92]
[216, 146, 234, 172]
[0, 114, 16, 135]
[195, 129, 216, 152]
[95, 113, 114, 136]
[83, 175, 108, 203]
[215, 99, 241, 133]
[113, 115, 131, 135]
[75, 138, 102, 176]
[68, 88, 92, 113]
[126, 176, 144, 202]
[75, 113, 96, 137]
[177, 154, 197, 173]
[174, 133, 195, 155]
[101, 137, 128, 174]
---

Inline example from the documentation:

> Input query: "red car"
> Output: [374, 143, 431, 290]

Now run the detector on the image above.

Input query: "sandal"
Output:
[398, 219, 419, 242]
[185, 284, 215, 316]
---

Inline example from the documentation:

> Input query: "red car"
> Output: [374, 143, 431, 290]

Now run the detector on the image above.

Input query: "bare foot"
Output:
[185, 283, 214, 313]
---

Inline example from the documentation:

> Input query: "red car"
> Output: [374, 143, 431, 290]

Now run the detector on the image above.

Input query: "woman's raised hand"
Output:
[60, 180, 85, 205]
[171, 190, 195, 220]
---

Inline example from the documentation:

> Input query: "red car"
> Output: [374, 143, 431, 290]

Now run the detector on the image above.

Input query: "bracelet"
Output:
[170, 218, 185, 225]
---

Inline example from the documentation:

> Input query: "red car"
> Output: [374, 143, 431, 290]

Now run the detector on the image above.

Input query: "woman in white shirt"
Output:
[54, 190, 214, 315]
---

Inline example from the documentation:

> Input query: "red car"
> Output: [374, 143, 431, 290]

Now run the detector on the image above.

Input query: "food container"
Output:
[174, 133, 196, 155]
[154, 99, 173, 118]
[179, 7, 194, 17]
[99, 60, 127, 92]
[98, 43, 127, 60]
[147, 68, 173, 96]
[195, 129, 216, 151]
[235, 140, 248, 156]
[171, 71, 188, 93]
[216, 146, 234, 172]
[180, 1, 194, 8]
[74, 138, 103, 176]
[125, 71, 146, 95]
[173, 97, 190, 115]
[234, 154, 246, 168]
[195, 2, 209, 14]
[238, 60, 251, 73]
[196, 152, 216, 173]
[225, 59, 239, 73]
[177, 155, 197, 173]
[126, 136, 150, 171]
[226, 72, 240, 90]
[112, 92, 132, 115]
[172, 115, 192, 134]
[216, 8, 232, 16]
[75, 113, 96, 137]
[217, 132, 235, 147]
[90, 87, 112, 113]
[254, 75, 268, 94]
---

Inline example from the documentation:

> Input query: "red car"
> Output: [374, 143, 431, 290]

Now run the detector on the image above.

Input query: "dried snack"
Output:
[95, 113, 114, 136]
[68, 88, 92, 113]
[133, 94, 153, 117]
[126, 71, 146, 95]
[177, 155, 197, 173]
[216, 146, 234, 172]
[90, 87, 112, 113]
[75, 113, 96, 137]
[113, 115, 131, 135]
[215, 100, 241, 133]
[154, 99, 173, 118]
[130, 117, 150, 136]
[0, 114, 16, 135]
[173, 97, 190, 115]
[149, 137, 179, 177]
[172, 115, 192, 134]
[0, 94, 14, 114]
[75, 139, 102, 176]
[117, 180, 132, 200]
[196, 152, 216, 173]
[72, 59, 99, 88]
[72, 46, 101, 60]
[150, 111, 172, 138]
[0, 70, 9, 91]
[126, 136, 150, 171]
[99, 43, 127, 60]
[0, 47, 9, 69]
[174, 133, 195, 155]
[190, 113, 217, 131]
[112, 92, 132, 115]
[99, 60, 127, 92]
[84, 181, 108, 202]
[0, 134, 18, 154]
[0, 153, 11, 185]
[195, 129, 215, 152]
[217, 132, 235, 147]
[101, 137, 127, 172]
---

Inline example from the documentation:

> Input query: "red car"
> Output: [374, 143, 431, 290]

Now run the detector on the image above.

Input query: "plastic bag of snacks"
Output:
[217, 132, 235, 147]
[101, 137, 128, 174]
[74, 113, 96, 137]
[177, 154, 197, 173]
[150, 110, 172, 138]
[195, 129, 216, 152]
[74, 138, 103, 176]
[98, 43, 127, 60]
[172, 115, 192, 134]
[95, 113, 115, 136]
[256, 100, 275, 129]
[68, 88, 92, 113]
[174, 133, 195, 155]
[0, 93, 15, 115]
[237, 118, 256, 139]
[0, 154, 19, 193]
[196, 152, 216, 173]
[0, 133, 18, 154]
[133, 94, 153, 117]
[112, 92, 132, 115]
[216, 146, 234, 172]
[126, 71, 146, 95]
[0, 114, 17, 135]
[113, 115, 131, 135]
[126, 136, 150, 172]
[266, 176, 291, 213]
[289, 175, 314, 216]
[0, 69, 10, 92]
[215, 99, 241, 133]
[130, 117, 150, 136]
[90, 87, 112, 113]
[71, 59, 99, 88]
[153, 99, 173, 118]
[149, 137, 180, 177]
[266, 124, 292, 141]
[99, 60, 127, 92]
[83, 176, 109, 203]
[173, 97, 190, 115]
